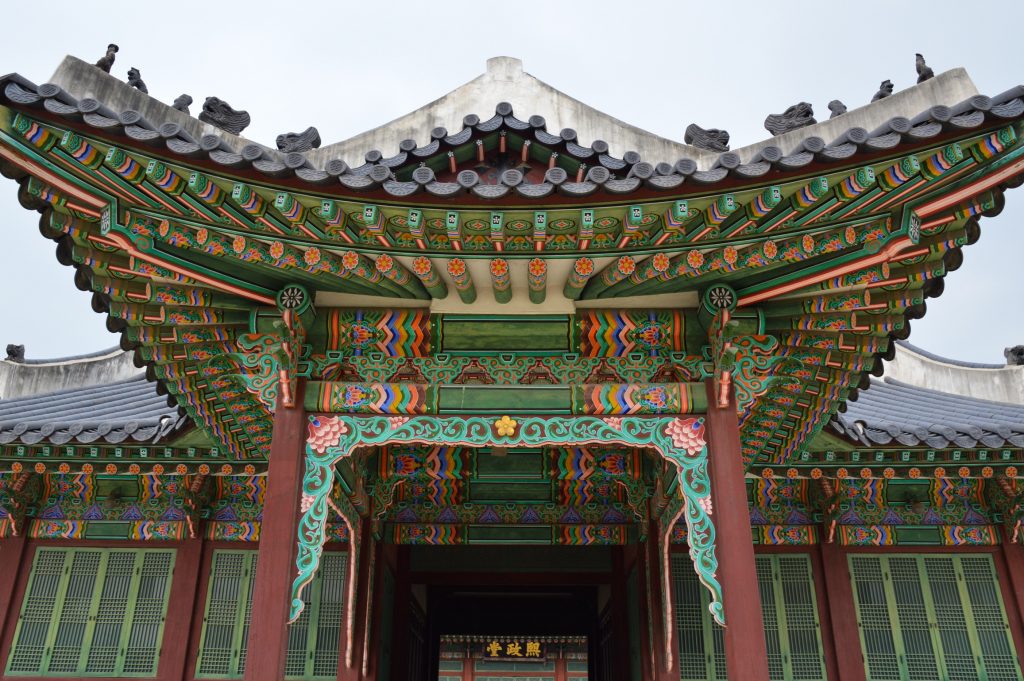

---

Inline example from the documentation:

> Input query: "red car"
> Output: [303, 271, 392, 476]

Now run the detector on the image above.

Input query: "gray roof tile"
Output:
[0, 374, 187, 446]
[831, 377, 1024, 449]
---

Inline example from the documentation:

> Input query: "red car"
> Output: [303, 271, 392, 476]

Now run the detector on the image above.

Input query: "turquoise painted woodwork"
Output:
[295, 414, 723, 625]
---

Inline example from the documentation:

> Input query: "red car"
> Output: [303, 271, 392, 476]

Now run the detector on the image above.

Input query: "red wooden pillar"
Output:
[0, 533, 27, 646]
[157, 534, 204, 681]
[704, 379, 770, 681]
[460, 644, 473, 681]
[555, 650, 568, 681]
[818, 540, 866, 681]
[997, 526, 1024, 657]
[646, 521, 679, 681]
[242, 381, 307, 681]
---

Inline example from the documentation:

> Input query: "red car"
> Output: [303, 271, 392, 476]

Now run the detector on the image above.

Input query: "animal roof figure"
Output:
[95, 43, 118, 73]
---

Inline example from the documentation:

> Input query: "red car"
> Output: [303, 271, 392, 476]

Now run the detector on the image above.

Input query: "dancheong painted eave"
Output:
[0, 51, 1023, 472]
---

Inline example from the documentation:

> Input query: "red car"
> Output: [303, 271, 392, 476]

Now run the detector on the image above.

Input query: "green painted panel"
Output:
[440, 385, 572, 413]
[475, 450, 545, 479]
[470, 482, 552, 502]
[84, 522, 130, 539]
[441, 317, 570, 353]
[893, 526, 941, 545]
[467, 525, 552, 543]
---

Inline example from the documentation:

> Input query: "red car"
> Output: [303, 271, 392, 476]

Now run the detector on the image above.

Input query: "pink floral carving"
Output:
[664, 417, 706, 456]
[307, 415, 347, 454]
[388, 416, 410, 430]
[300, 494, 315, 513]
[603, 417, 623, 430]
[697, 496, 713, 516]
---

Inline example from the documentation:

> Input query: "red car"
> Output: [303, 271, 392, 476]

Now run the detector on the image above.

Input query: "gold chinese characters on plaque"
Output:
[483, 639, 544, 661]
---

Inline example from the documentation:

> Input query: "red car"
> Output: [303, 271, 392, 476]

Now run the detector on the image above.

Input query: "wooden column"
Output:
[242, 381, 307, 681]
[704, 379, 770, 681]
[646, 521, 679, 681]
[157, 534, 204, 681]
[555, 651, 568, 681]
[0, 533, 27, 646]
[997, 526, 1024, 657]
[338, 520, 372, 681]
[818, 540, 867, 681]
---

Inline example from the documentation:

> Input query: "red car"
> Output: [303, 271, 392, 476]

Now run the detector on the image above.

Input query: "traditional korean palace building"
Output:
[0, 53, 1022, 681]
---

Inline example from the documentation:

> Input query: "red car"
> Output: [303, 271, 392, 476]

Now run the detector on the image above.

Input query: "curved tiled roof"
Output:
[894, 340, 1005, 369]
[18, 344, 123, 365]
[0, 374, 188, 445]
[831, 377, 1024, 449]
[3, 62, 1022, 200]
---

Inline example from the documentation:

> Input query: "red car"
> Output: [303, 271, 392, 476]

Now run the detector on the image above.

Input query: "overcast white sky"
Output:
[0, 0, 1021, 362]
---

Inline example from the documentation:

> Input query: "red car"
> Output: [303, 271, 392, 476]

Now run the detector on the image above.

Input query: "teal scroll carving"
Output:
[293, 414, 724, 628]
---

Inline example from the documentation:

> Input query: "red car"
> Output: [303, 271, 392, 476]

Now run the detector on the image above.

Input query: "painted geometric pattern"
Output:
[314, 354, 688, 385]
[314, 382, 435, 414]
[322, 309, 432, 356]
[572, 383, 696, 414]
[574, 310, 684, 357]
[383, 445, 466, 506]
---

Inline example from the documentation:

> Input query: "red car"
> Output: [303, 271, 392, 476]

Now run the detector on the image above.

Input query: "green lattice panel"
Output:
[775, 556, 826, 680]
[674, 554, 825, 681]
[960, 557, 1021, 681]
[196, 550, 346, 680]
[672, 554, 727, 680]
[6, 547, 174, 677]
[849, 554, 1023, 681]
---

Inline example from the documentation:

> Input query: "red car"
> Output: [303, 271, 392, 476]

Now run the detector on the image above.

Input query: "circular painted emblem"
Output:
[703, 284, 737, 313]
[277, 284, 309, 312]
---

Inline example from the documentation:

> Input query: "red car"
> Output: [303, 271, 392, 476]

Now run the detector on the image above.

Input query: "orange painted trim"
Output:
[917, 159, 1024, 217]
[99, 232, 276, 305]
[738, 237, 912, 307]
[0, 144, 105, 209]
